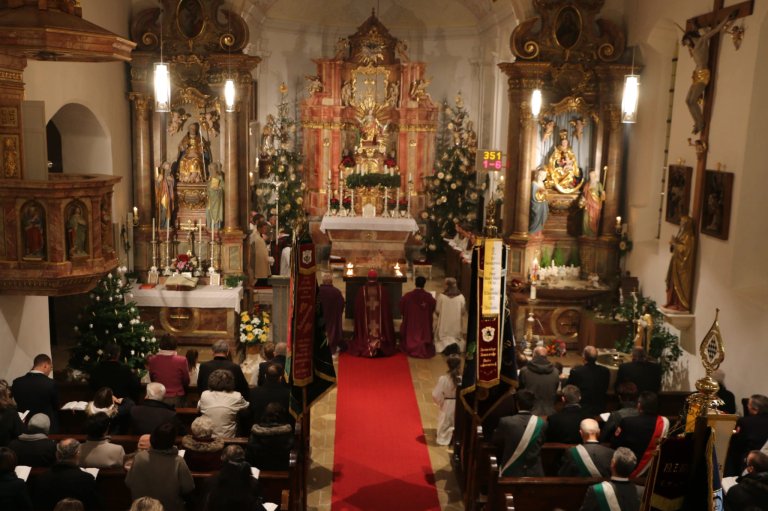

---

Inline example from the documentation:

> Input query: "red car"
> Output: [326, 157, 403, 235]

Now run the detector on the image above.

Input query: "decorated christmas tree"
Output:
[256, 82, 306, 231]
[422, 93, 483, 253]
[69, 269, 159, 377]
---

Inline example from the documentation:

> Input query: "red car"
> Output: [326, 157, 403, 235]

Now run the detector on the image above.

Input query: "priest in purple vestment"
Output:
[318, 272, 345, 354]
[349, 269, 397, 358]
[399, 276, 437, 358]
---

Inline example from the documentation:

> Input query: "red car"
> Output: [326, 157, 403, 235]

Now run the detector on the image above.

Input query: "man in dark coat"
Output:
[615, 347, 662, 394]
[130, 382, 182, 435]
[197, 340, 250, 398]
[518, 346, 560, 416]
[257, 342, 287, 386]
[567, 346, 610, 415]
[547, 384, 587, 444]
[611, 391, 669, 478]
[33, 439, 100, 510]
[248, 364, 291, 428]
[204, 445, 266, 511]
[88, 343, 141, 402]
[559, 418, 614, 478]
[318, 272, 345, 354]
[725, 450, 768, 511]
[399, 276, 437, 358]
[8, 413, 56, 467]
[11, 354, 59, 433]
[492, 390, 547, 477]
[600, 382, 639, 442]
[579, 447, 641, 511]
[726, 394, 768, 477]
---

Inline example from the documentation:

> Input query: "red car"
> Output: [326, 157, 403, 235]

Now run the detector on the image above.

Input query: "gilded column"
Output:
[516, 102, 536, 236]
[499, 64, 523, 237]
[128, 92, 152, 225]
[224, 109, 239, 231]
[601, 104, 622, 237]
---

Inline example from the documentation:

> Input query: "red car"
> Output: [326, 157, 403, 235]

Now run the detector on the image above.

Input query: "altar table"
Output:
[126, 285, 243, 347]
[320, 216, 418, 266]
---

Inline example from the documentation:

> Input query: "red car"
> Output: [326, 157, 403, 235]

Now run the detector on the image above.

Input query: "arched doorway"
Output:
[48, 103, 112, 174]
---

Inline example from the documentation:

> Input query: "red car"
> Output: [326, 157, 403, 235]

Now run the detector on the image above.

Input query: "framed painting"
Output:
[665, 165, 692, 225]
[701, 170, 734, 240]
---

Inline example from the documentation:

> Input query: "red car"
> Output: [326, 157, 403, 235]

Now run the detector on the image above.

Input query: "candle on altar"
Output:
[396, 187, 401, 215]
[530, 282, 537, 300]
[198, 223, 202, 256]
[351, 189, 355, 214]
[166, 224, 169, 242]
[152, 218, 156, 242]
[383, 187, 388, 215]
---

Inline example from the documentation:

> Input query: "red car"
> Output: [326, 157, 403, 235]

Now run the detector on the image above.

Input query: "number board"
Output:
[479, 150, 503, 171]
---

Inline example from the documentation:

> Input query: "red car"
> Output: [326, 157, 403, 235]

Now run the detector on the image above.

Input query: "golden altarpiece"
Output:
[500, 0, 633, 348]
[301, 11, 437, 262]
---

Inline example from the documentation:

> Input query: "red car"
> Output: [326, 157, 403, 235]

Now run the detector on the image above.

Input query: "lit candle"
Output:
[133, 206, 138, 224]
[530, 282, 537, 300]
[616, 216, 622, 230]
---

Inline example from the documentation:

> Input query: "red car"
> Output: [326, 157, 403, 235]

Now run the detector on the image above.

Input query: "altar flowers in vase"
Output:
[239, 308, 271, 384]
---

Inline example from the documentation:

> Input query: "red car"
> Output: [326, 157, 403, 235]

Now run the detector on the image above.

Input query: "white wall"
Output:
[1, 0, 133, 382]
[625, 0, 768, 401]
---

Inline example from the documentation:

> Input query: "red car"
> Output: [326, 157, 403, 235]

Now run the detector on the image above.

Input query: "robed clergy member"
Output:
[318, 272, 345, 354]
[349, 269, 396, 358]
[399, 276, 436, 358]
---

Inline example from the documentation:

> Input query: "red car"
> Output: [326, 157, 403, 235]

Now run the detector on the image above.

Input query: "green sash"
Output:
[500, 415, 545, 476]
[571, 444, 602, 477]
[593, 481, 621, 511]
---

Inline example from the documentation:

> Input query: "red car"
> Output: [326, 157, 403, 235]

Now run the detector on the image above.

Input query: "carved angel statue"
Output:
[167, 109, 190, 136]
[334, 37, 350, 59]
[395, 39, 410, 62]
[341, 80, 353, 106]
[306, 75, 323, 95]
[386, 81, 399, 108]
[200, 109, 220, 138]
[570, 117, 585, 144]
[409, 78, 431, 102]
[541, 118, 555, 144]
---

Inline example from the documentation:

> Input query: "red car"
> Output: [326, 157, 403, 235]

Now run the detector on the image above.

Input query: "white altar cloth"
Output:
[126, 285, 244, 312]
[319, 216, 418, 233]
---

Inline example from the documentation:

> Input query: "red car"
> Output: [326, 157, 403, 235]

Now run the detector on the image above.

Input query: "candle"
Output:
[616, 216, 622, 231]
[132, 206, 138, 225]
[166, 224, 169, 242]
[530, 282, 537, 300]
[152, 218, 156, 242]
[351, 189, 355, 214]
[383, 187, 388, 215]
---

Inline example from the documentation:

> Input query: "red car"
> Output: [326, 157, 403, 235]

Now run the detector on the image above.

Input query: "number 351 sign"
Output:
[479, 150, 503, 170]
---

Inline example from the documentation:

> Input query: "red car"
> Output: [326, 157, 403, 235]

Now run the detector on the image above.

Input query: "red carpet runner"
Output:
[331, 353, 441, 511]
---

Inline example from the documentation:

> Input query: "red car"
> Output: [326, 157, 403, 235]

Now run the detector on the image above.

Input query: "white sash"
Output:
[575, 444, 602, 477]
[599, 482, 622, 511]
[500, 415, 539, 475]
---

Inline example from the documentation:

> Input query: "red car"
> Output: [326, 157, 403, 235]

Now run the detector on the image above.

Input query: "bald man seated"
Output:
[558, 418, 615, 478]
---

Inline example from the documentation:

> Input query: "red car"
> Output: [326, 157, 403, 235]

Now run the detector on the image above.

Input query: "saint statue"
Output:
[67, 204, 88, 257]
[529, 168, 549, 235]
[155, 161, 175, 229]
[579, 169, 606, 237]
[22, 203, 45, 259]
[633, 306, 654, 352]
[206, 164, 224, 231]
[664, 215, 696, 312]
[175, 122, 211, 183]
[547, 129, 582, 193]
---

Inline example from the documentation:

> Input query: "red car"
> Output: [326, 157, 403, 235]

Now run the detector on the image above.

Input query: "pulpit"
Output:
[127, 285, 243, 348]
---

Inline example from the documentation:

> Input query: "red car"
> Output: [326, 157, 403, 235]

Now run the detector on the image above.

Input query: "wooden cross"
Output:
[685, 0, 753, 228]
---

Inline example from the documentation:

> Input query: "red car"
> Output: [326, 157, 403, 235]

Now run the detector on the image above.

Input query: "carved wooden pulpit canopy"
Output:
[129, 0, 260, 277]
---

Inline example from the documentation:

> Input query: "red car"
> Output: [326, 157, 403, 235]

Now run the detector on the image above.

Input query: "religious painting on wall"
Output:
[700, 170, 734, 240]
[65, 201, 89, 259]
[21, 201, 46, 260]
[665, 165, 692, 225]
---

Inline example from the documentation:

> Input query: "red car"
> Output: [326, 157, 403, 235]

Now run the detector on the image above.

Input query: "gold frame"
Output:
[351, 65, 390, 106]
[553, 4, 583, 50]
[176, 0, 207, 40]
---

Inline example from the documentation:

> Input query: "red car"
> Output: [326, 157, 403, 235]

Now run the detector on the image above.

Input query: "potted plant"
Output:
[224, 274, 245, 289]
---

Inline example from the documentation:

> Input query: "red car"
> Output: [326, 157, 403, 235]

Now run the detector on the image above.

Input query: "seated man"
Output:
[130, 382, 181, 435]
[567, 345, 610, 416]
[611, 391, 669, 478]
[204, 445, 267, 511]
[600, 382, 639, 442]
[559, 418, 615, 478]
[33, 439, 100, 510]
[197, 340, 250, 398]
[0, 446, 32, 510]
[518, 346, 560, 416]
[725, 450, 768, 510]
[492, 389, 547, 477]
[8, 413, 56, 467]
[79, 413, 125, 469]
[249, 363, 291, 430]
[349, 270, 396, 358]
[399, 276, 437, 358]
[579, 447, 641, 511]
[615, 347, 661, 394]
[725, 394, 768, 477]
[547, 384, 587, 444]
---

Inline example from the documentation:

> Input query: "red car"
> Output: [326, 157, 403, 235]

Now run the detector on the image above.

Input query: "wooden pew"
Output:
[58, 407, 201, 435]
[485, 456, 602, 511]
[48, 433, 249, 453]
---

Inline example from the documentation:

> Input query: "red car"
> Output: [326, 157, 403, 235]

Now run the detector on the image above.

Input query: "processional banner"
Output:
[287, 239, 317, 387]
[476, 238, 507, 388]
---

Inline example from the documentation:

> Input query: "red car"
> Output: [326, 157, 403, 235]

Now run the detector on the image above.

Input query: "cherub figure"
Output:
[386, 81, 399, 107]
[341, 80, 353, 106]
[409, 78, 431, 102]
[541, 118, 555, 144]
[167, 109, 190, 136]
[334, 37, 350, 59]
[570, 117, 585, 144]
[200, 109, 220, 138]
[395, 39, 410, 62]
[306, 75, 323, 95]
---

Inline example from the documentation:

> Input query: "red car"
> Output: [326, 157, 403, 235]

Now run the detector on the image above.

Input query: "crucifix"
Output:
[683, 0, 753, 228]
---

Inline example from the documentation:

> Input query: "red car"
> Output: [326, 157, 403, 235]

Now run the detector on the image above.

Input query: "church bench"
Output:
[57, 406, 202, 434]
[48, 433, 249, 453]
[485, 456, 602, 511]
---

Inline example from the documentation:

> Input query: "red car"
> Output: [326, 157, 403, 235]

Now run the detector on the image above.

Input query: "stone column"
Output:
[224, 109, 239, 231]
[128, 92, 152, 225]
[597, 69, 628, 239]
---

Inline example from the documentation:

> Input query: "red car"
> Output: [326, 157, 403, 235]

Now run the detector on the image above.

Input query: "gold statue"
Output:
[175, 122, 211, 184]
[664, 214, 696, 312]
[547, 129, 582, 193]
[633, 306, 653, 352]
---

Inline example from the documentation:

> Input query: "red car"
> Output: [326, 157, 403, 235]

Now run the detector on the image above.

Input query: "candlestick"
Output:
[198, 223, 202, 259]
[350, 189, 355, 216]
[132, 206, 139, 226]
[615, 216, 622, 233]
[396, 187, 401, 217]
[383, 187, 388, 217]
[166, 224, 169, 243]
[152, 218, 156, 242]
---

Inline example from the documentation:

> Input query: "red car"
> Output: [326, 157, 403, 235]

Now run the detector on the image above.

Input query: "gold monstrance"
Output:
[684, 309, 726, 431]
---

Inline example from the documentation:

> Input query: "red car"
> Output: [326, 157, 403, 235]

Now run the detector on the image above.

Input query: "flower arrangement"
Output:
[239, 309, 270, 345]
[341, 154, 356, 168]
[342, 196, 352, 209]
[545, 338, 567, 357]
[345, 173, 401, 189]
[173, 251, 199, 274]
[384, 156, 397, 168]
[399, 197, 408, 211]
[330, 197, 340, 210]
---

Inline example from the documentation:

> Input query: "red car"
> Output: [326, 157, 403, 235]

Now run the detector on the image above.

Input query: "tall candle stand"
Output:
[163, 237, 172, 275]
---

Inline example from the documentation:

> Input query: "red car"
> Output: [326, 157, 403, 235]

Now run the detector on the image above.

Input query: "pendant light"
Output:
[621, 42, 639, 123]
[224, 78, 236, 112]
[531, 88, 543, 119]
[154, 12, 170, 112]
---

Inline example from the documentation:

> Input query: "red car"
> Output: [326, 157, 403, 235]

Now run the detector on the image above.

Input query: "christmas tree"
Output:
[69, 270, 159, 377]
[256, 82, 306, 231]
[422, 93, 483, 253]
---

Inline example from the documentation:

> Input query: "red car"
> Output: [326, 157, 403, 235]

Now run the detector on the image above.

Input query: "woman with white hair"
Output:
[434, 278, 467, 354]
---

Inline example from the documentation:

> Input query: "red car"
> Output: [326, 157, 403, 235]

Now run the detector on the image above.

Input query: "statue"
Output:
[334, 37, 349, 59]
[579, 168, 606, 237]
[395, 39, 410, 62]
[570, 117, 585, 144]
[200, 109, 220, 138]
[409, 78, 431, 102]
[175, 122, 211, 183]
[540, 118, 555, 145]
[206, 164, 224, 231]
[167, 109, 189, 136]
[100, 197, 112, 251]
[547, 129, 582, 193]
[155, 161, 175, 229]
[681, 14, 734, 134]
[529, 168, 549, 235]
[386, 81, 399, 108]
[306, 75, 323, 95]
[341, 80, 353, 106]
[3, 137, 19, 178]
[261, 114, 277, 155]
[633, 306, 654, 351]
[665, 214, 696, 312]
[67, 204, 88, 257]
[22, 203, 45, 258]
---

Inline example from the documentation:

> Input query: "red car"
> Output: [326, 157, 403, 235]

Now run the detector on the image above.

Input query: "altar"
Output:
[127, 285, 243, 348]
[320, 216, 418, 266]
[342, 271, 407, 320]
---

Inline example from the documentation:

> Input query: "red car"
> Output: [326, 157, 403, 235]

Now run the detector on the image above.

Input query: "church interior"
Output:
[1, 0, 767, 510]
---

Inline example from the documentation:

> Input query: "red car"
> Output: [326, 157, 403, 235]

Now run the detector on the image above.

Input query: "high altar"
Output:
[499, 0, 632, 347]
[300, 11, 436, 265]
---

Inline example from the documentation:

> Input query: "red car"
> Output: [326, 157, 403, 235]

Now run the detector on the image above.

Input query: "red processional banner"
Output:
[475, 238, 507, 388]
[290, 241, 317, 386]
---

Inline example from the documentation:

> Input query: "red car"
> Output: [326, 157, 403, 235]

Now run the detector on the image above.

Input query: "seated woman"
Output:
[181, 416, 224, 472]
[198, 369, 249, 438]
[8, 413, 56, 467]
[79, 412, 125, 469]
[0, 379, 23, 447]
[247, 402, 294, 471]
[0, 446, 32, 510]
[126, 422, 195, 511]
[86, 387, 119, 418]
[203, 445, 266, 511]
